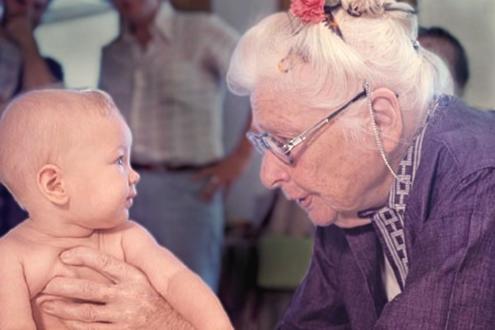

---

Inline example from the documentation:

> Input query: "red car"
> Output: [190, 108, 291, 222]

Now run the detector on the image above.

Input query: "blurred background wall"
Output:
[32, 0, 494, 108]
[418, 0, 495, 108]
[2, 0, 493, 223]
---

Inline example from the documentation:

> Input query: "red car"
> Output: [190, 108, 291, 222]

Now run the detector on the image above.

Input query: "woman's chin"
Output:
[306, 208, 338, 227]
[334, 215, 371, 229]
[307, 208, 372, 228]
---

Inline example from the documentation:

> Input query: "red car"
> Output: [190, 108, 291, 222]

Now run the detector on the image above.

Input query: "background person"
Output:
[0, 0, 63, 237]
[0, 0, 61, 107]
[418, 26, 470, 97]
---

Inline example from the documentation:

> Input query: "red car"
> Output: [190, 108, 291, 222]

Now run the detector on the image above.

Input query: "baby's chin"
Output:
[90, 216, 128, 230]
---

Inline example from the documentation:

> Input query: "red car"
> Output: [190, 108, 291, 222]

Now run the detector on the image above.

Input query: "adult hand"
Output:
[40, 246, 194, 330]
[195, 147, 252, 202]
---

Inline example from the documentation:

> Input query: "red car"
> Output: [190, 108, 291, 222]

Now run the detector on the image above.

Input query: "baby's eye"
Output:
[116, 156, 125, 166]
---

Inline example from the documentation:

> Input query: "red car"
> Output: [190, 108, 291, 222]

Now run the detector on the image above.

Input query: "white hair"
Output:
[227, 0, 453, 144]
[0, 89, 121, 208]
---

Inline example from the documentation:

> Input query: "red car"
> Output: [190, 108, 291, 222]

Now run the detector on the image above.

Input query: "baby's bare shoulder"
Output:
[0, 225, 35, 260]
[0, 235, 23, 263]
[0, 225, 74, 297]
[107, 220, 152, 242]
[0, 229, 35, 285]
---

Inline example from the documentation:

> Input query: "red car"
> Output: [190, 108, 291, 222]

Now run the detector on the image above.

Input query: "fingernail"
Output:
[60, 250, 74, 262]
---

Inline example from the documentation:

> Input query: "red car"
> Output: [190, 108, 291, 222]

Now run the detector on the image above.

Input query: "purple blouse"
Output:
[278, 96, 495, 329]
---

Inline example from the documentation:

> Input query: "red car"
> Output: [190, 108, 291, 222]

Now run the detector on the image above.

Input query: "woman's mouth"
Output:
[296, 195, 312, 209]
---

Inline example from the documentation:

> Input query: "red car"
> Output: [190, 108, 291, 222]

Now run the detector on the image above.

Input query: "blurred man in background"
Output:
[0, 0, 63, 236]
[419, 26, 469, 96]
[99, 0, 251, 291]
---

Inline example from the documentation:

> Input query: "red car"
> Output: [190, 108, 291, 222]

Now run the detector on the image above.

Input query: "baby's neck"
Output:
[24, 216, 96, 239]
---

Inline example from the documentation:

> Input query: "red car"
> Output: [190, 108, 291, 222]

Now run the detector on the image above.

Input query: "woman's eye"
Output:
[271, 135, 289, 146]
[272, 133, 291, 143]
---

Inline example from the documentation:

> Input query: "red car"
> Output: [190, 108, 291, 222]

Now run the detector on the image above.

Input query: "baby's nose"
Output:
[129, 168, 140, 185]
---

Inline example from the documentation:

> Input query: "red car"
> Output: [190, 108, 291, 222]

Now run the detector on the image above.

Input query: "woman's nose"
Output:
[259, 152, 290, 189]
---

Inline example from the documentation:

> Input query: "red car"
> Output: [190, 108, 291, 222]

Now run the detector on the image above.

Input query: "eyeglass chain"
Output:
[363, 81, 406, 183]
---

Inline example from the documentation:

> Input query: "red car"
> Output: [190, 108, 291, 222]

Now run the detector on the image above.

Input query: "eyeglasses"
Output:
[247, 88, 367, 165]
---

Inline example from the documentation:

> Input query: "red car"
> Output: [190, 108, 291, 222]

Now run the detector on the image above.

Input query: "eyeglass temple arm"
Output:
[284, 89, 367, 153]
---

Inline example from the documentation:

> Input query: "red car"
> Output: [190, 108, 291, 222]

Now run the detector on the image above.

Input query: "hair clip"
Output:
[278, 49, 297, 73]
[278, 55, 293, 73]
[277, 49, 309, 73]
[324, 4, 345, 40]
[325, 0, 342, 10]
[346, 3, 362, 17]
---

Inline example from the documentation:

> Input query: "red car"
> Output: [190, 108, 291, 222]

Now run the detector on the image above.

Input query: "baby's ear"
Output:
[37, 164, 69, 205]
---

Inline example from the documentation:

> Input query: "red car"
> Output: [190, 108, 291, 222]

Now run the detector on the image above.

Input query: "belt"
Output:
[131, 161, 217, 172]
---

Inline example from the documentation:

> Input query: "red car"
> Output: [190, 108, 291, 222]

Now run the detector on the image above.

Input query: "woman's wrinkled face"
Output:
[251, 85, 388, 228]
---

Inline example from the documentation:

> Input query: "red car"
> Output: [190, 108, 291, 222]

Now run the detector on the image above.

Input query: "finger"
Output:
[59, 246, 144, 283]
[200, 187, 215, 202]
[43, 276, 114, 302]
[200, 178, 222, 202]
[41, 300, 118, 324]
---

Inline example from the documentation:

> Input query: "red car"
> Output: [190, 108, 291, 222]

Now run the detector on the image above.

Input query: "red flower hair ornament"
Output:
[290, 0, 326, 24]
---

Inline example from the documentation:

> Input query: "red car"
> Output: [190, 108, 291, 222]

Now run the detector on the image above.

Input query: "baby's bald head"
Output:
[0, 89, 122, 208]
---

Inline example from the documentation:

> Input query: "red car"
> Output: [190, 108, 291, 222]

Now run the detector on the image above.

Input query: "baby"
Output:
[0, 89, 233, 330]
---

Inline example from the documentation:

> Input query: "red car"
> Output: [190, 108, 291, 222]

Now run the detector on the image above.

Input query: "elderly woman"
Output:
[227, 0, 495, 328]
[35, 0, 495, 329]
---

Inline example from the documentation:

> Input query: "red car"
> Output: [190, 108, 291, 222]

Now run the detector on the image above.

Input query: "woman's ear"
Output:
[37, 164, 69, 205]
[369, 87, 403, 153]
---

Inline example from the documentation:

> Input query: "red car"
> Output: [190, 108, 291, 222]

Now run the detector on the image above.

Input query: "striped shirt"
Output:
[99, 2, 239, 165]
